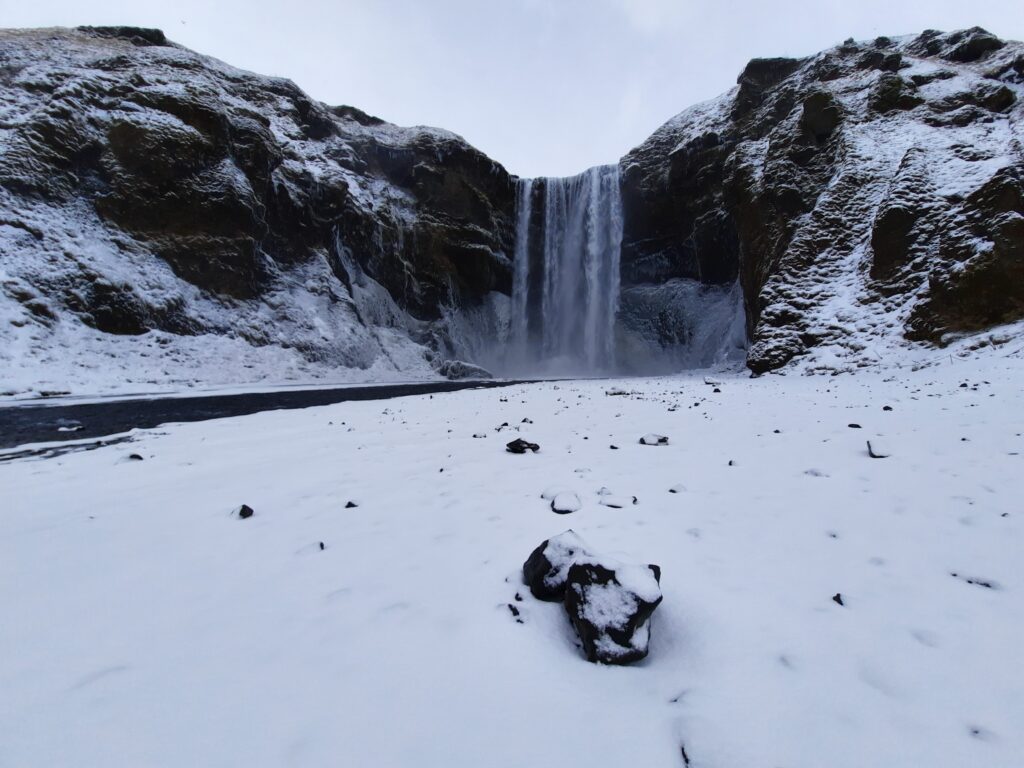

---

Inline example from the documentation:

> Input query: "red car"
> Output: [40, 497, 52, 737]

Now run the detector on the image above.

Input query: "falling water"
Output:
[510, 165, 623, 373]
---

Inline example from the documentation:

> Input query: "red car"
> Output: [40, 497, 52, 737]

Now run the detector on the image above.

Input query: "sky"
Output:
[3, 0, 1023, 177]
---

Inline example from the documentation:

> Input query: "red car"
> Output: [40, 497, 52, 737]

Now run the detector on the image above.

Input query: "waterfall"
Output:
[510, 165, 623, 373]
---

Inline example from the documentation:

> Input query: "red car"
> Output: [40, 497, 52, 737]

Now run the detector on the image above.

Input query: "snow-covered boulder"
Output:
[639, 433, 669, 446]
[564, 558, 663, 665]
[521, 531, 591, 601]
[550, 492, 581, 515]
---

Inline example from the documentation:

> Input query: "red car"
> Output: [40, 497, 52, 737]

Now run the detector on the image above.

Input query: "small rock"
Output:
[541, 485, 573, 501]
[551, 492, 582, 515]
[127, 453, 144, 461]
[564, 558, 663, 664]
[319, 541, 325, 550]
[599, 495, 636, 509]
[832, 592, 845, 606]
[522, 530, 592, 601]
[235, 504, 254, 520]
[506, 438, 540, 454]
[668, 484, 686, 493]
[883, 405, 893, 411]
[639, 433, 669, 446]
[610, 444, 619, 450]
[848, 423, 862, 429]
[866, 440, 890, 458]
[345, 501, 358, 509]
[472, 433, 487, 439]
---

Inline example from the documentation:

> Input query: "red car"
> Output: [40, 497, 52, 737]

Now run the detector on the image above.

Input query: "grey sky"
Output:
[4, 0, 1023, 177]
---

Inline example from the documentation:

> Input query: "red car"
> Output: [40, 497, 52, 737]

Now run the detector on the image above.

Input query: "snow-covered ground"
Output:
[2, 348, 1023, 767]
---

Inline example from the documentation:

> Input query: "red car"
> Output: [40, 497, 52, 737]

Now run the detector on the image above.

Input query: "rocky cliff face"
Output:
[0, 26, 514, 394]
[1, 26, 1022, 394]
[622, 27, 1024, 373]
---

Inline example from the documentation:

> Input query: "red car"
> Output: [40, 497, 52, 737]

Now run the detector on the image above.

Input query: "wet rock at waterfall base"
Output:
[564, 559, 663, 664]
[506, 438, 540, 454]
[639, 433, 669, 446]
[437, 360, 493, 380]
[522, 530, 592, 601]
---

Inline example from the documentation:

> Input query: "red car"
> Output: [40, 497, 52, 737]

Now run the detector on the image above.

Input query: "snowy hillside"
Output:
[2, 339, 1022, 766]
[0, 27, 514, 398]
[622, 28, 1024, 374]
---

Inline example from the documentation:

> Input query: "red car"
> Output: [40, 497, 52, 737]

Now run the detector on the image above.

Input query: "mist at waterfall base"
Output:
[444, 165, 747, 378]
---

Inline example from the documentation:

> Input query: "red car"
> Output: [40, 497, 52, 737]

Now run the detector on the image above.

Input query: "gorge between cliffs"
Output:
[1, 25, 1023, 395]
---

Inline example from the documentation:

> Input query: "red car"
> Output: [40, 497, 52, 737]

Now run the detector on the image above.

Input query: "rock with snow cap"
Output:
[639, 433, 669, 446]
[564, 557, 663, 664]
[550, 492, 582, 515]
[522, 531, 592, 601]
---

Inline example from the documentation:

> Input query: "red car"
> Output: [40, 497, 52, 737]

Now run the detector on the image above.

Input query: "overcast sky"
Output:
[4, 0, 1023, 176]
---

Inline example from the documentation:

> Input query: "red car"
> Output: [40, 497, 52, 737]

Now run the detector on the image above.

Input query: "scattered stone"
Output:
[639, 433, 669, 446]
[235, 504, 254, 520]
[472, 433, 487, 438]
[832, 592, 845, 606]
[521, 417, 533, 424]
[610, 444, 619, 450]
[564, 558, 663, 664]
[551, 492, 582, 515]
[866, 440, 890, 458]
[127, 453, 144, 461]
[522, 530, 592, 601]
[506, 438, 540, 454]
[599, 495, 637, 509]
[848, 423, 862, 429]
[345, 501, 358, 509]
[541, 486, 575, 502]
[319, 541, 325, 550]
[883, 405, 893, 411]
[668, 483, 686, 494]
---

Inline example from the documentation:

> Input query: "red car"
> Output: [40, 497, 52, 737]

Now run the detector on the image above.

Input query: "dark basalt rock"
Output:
[236, 504, 254, 519]
[564, 559, 663, 664]
[77, 26, 169, 47]
[506, 438, 540, 454]
[522, 530, 591, 601]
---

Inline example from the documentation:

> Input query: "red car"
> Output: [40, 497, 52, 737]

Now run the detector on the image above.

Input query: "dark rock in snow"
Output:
[127, 453, 144, 460]
[866, 440, 890, 458]
[639, 433, 669, 446]
[564, 559, 663, 664]
[522, 531, 591, 601]
[236, 504, 254, 520]
[832, 592, 845, 606]
[345, 501, 358, 509]
[506, 438, 540, 454]
[550, 492, 582, 515]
